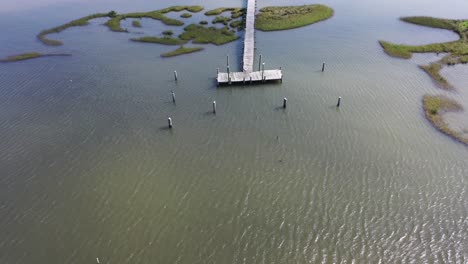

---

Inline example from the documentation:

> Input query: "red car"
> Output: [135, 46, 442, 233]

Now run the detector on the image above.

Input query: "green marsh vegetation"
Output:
[162, 30, 174, 36]
[179, 24, 239, 45]
[38, 13, 109, 45]
[423, 95, 467, 145]
[181, 13, 192, 18]
[161, 46, 204, 57]
[0, 52, 71, 62]
[381, 16, 468, 145]
[104, 6, 204, 32]
[380, 16, 468, 89]
[255, 4, 333, 31]
[200, 20, 208, 25]
[132, 20, 142, 27]
[212, 16, 232, 25]
[131, 36, 187, 45]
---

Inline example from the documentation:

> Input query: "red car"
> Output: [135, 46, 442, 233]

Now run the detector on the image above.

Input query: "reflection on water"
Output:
[0, 0, 467, 263]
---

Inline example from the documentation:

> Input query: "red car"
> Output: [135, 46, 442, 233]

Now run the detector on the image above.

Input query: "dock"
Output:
[217, 0, 283, 85]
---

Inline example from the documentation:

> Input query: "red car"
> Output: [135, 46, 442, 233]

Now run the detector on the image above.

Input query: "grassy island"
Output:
[161, 46, 204, 57]
[131, 36, 187, 45]
[38, 13, 109, 45]
[423, 95, 467, 145]
[179, 24, 239, 45]
[181, 13, 192, 18]
[255, 4, 333, 31]
[104, 6, 203, 32]
[0, 52, 71, 62]
[212, 16, 232, 25]
[380, 16, 468, 89]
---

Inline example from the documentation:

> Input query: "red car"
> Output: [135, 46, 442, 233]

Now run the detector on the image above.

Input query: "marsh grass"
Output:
[255, 4, 333, 31]
[38, 13, 108, 45]
[419, 63, 451, 90]
[132, 20, 142, 27]
[213, 16, 231, 25]
[380, 16, 468, 90]
[0, 52, 71, 62]
[181, 13, 192, 18]
[179, 24, 239, 45]
[131, 36, 187, 45]
[423, 95, 467, 144]
[161, 46, 204, 57]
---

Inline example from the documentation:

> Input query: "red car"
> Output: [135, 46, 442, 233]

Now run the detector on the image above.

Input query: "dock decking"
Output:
[217, 0, 283, 85]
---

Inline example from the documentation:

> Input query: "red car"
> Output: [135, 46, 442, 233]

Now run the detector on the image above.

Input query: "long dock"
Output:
[217, 0, 282, 85]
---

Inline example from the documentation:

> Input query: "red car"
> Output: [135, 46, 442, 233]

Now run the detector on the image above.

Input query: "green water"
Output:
[0, 0, 467, 263]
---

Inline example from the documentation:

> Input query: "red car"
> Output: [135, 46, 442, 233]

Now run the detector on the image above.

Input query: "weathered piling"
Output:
[283, 98, 287, 108]
[258, 54, 262, 71]
[168, 117, 173, 128]
[171, 91, 175, 103]
[174, 70, 178, 81]
[322, 62, 325, 72]
[213, 101, 217, 114]
[337, 96, 341, 107]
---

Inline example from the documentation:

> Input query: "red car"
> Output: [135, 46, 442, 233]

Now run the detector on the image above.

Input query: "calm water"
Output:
[0, 0, 467, 263]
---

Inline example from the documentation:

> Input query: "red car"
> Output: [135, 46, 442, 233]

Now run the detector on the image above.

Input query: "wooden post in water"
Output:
[337, 96, 341, 107]
[227, 55, 229, 67]
[258, 54, 262, 71]
[322, 62, 325, 72]
[250, 76, 252, 84]
[283, 98, 287, 108]
[213, 101, 217, 114]
[171, 91, 175, 103]
[168, 117, 173, 128]
[96, 257, 100, 264]
[261, 63, 265, 82]
[174, 71, 178, 81]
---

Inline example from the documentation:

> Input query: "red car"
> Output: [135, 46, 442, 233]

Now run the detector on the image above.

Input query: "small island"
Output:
[423, 95, 467, 145]
[380, 16, 468, 145]
[0, 52, 71, 62]
[255, 4, 334, 31]
[161, 46, 204, 57]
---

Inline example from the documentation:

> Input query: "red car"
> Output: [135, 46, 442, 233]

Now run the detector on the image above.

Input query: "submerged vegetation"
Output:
[161, 46, 204, 57]
[255, 4, 333, 31]
[423, 95, 467, 145]
[0, 52, 71, 62]
[131, 36, 187, 45]
[179, 24, 239, 45]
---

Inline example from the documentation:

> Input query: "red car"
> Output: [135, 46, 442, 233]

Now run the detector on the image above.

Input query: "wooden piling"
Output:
[171, 91, 175, 103]
[168, 117, 173, 128]
[174, 71, 178, 81]
[213, 101, 216, 114]
[337, 96, 341, 107]
[258, 54, 262, 71]
[322, 62, 325, 72]
[283, 98, 287, 108]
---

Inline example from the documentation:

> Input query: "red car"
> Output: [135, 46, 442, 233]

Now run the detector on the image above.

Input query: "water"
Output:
[0, 0, 467, 263]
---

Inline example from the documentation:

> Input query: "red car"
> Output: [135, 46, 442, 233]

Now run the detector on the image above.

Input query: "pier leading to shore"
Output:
[216, 0, 283, 85]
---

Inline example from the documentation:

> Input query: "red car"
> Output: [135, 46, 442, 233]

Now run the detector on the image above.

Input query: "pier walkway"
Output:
[217, 0, 282, 85]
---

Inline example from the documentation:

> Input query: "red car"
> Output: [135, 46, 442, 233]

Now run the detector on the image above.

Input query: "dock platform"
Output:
[216, 0, 282, 86]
